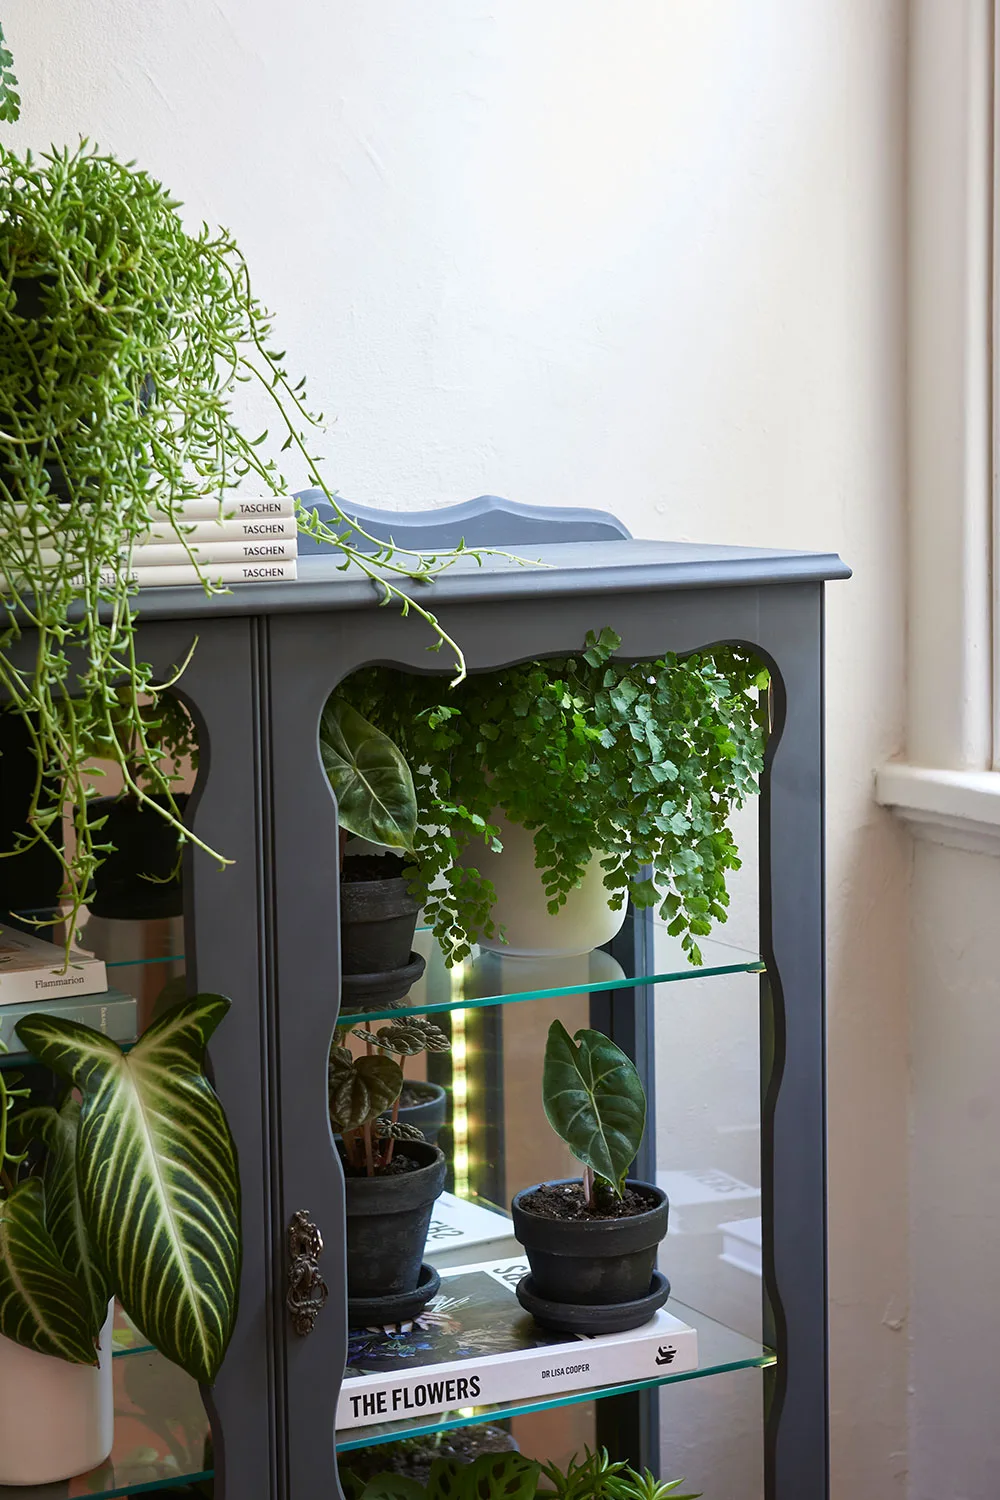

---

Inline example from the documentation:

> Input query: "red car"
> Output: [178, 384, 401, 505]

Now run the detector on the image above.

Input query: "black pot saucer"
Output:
[340, 951, 426, 1012]
[515, 1269, 670, 1335]
[348, 1262, 441, 1329]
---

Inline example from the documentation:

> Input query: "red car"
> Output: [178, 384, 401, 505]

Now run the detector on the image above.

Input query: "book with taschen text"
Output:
[0, 925, 108, 1005]
[68, 560, 298, 589]
[337, 1254, 698, 1432]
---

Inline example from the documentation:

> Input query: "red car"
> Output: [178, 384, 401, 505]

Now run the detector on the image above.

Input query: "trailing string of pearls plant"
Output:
[0, 139, 491, 952]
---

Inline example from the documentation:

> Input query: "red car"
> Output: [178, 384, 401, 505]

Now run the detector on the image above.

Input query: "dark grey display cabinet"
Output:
[0, 501, 848, 1500]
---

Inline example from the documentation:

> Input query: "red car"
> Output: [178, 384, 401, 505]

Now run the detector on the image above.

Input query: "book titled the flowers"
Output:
[0, 925, 108, 1005]
[337, 1255, 698, 1432]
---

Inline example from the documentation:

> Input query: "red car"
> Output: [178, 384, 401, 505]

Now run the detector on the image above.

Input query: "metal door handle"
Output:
[286, 1210, 329, 1336]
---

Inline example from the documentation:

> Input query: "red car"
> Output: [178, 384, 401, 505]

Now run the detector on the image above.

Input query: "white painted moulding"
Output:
[875, 763, 1000, 856]
[0, 1302, 114, 1486]
[467, 812, 627, 958]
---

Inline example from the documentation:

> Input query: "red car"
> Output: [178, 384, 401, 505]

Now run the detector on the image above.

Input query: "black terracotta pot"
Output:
[343, 1138, 446, 1305]
[86, 793, 188, 920]
[511, 1178, 669, 1322]
[340, 854, 424, 1005]
[394, 1082, 448, 1147]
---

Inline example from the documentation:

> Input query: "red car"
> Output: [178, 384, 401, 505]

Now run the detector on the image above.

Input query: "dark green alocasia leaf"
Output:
[329, 1054, 403, 1133]
[320, 696, 417, 850]
[0, 1177, 98, 1363]
[15, 995, 241, 1386]
[542, 1021, 646, 1194]
[15, 1099, 111, 1332]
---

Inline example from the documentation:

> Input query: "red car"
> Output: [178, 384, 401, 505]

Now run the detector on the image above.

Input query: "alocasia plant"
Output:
[541, 1020, 646, 1208]
[0, 994, 241, 1384]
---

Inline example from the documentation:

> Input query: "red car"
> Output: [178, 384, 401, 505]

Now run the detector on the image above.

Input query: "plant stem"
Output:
[582, 1164, 595, 1210]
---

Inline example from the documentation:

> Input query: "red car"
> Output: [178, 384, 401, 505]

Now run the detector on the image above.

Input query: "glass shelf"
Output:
[342, 919, 762, 1026]
[0, 1352, 209, 1499]
[335, 1296, 773, 1452]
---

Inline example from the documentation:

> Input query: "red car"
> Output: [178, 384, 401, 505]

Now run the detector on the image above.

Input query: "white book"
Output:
[71, 560, 298, 589]
[0, 926, 108, 1006]
[6, 496, 297, 523]
[139, 516, 298, 543]
[425, 1192, 516, 1259]
[719, 1217, 762, 1277]
[38, 538, 298, 569]
[147, 496, 296, 521]
[338, 1254, 698, 1431]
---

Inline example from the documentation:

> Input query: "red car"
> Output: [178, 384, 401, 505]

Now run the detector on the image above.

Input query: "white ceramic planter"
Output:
[0, 1302, 114, 1485]
[469, 812, 627, 957]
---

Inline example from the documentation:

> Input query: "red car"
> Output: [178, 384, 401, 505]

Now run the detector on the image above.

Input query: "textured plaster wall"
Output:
[2, 3, 910, 1495]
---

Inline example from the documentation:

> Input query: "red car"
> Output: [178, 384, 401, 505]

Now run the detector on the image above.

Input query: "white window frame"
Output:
[875, 0, 1000, 853]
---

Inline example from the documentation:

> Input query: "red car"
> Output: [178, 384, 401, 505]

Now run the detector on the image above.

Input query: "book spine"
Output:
[0, 995, 137, 1057]
[71, 560, 298, 589]
[139, 516, 298, 543]
[6, 496, 296, 521]
[147, 496, 295, 521]
[0, 957, 109, 1006]
[40, 538, 298, 569]
[336, 1320, 699, 1430]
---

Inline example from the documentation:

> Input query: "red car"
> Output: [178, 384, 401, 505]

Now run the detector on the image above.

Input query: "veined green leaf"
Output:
[330, 1054, 402, 1133]
[15, 1099, 111, 1331]
[0, 1178, 98, 1364]
[320, 696, 417, 850]
[15, 994, 241, 1385]
[542, 1022, 646, 1194]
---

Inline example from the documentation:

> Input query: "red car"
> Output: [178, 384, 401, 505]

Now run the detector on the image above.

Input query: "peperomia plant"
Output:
[0, 995, 240, 1383]
[330, 1017, 450, 1175]
[339, 628, 767, 964]
[542, 1021, 646, 1210]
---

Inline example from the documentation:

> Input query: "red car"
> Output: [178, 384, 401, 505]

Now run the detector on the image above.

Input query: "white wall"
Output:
[2, 3, 910, 1495]
[907, 842, 1000, 1500]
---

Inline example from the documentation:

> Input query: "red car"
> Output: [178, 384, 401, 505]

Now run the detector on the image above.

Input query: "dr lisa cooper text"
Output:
[349, 1377, 482, 1419]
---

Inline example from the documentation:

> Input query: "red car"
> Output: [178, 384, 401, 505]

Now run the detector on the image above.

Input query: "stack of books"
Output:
[34, 496, 298, 590]
[0, 923, 137, 1058]
[338, 1252, 699, 1431]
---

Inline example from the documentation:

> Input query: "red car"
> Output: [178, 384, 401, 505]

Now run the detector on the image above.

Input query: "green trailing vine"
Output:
[341, 629, 767, 964]
[0, 141, 495, 953]
[0, 24, 19, 125]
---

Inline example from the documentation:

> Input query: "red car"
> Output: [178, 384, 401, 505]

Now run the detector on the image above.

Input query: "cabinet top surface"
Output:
[118, 537, 851, 623]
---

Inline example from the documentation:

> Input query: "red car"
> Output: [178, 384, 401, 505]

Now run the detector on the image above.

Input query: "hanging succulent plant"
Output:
[0, 142, 483, 952]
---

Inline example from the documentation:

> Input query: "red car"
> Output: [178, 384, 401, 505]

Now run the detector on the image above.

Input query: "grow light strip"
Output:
[450, 961, 470, 1197]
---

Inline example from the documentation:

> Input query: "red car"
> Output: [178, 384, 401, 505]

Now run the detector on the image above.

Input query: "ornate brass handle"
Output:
[286, 1209, 329, 1336]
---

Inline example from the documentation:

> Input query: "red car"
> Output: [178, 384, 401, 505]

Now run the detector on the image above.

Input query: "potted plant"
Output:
[338, 628, 767, 964]
[0, 993, 240, 1485]
[0, 140, 490, 962]
[329, 1016, 450, 1324]
[320, 695, 426, 1008]
[511, 1020, 668, 1335]
[341, 1445, 699, 1500]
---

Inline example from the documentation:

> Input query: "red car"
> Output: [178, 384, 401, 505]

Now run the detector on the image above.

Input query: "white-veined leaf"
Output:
[15, 994, 240, 1385]
[0, 1177, 98, 1364]
[15, 1099, 110, 1331]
